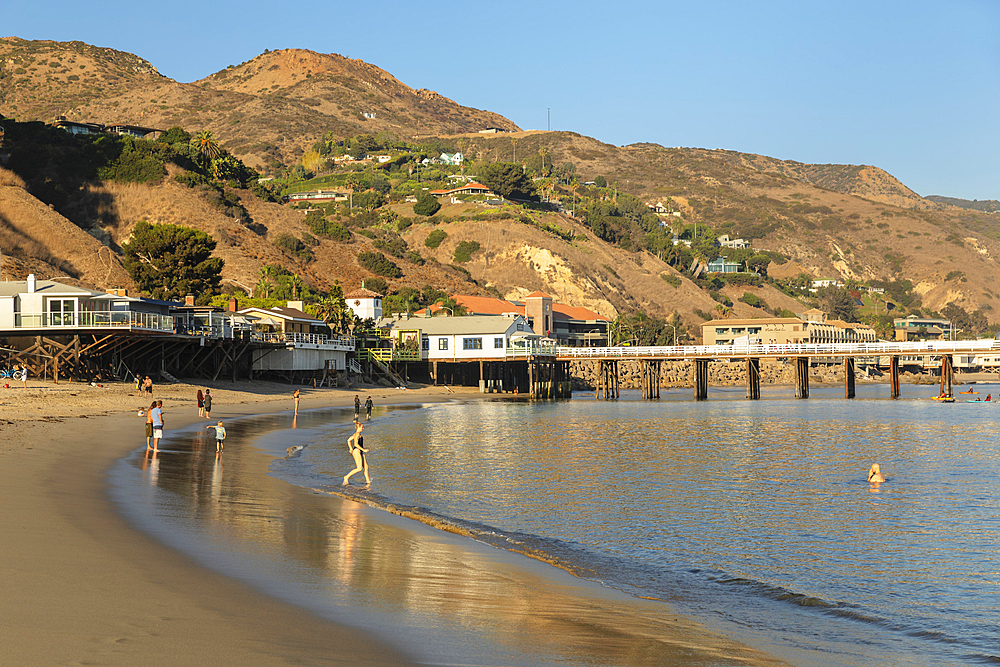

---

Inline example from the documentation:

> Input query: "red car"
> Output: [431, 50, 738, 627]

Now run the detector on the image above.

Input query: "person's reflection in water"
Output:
[142, 448, 160, 487]
[334, 501, 363, 586]
[211, 449, 224, 504]
[292, 415, 298, 429]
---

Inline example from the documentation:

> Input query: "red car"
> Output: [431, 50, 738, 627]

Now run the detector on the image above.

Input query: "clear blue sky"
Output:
[6, 0, 998, 199]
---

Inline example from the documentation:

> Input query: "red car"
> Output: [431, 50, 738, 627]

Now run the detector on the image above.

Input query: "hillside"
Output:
[0, 39, 518, 171]
[3, 37, 1000, 332]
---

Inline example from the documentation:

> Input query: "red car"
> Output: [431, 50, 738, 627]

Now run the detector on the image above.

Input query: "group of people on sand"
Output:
[136, 375, 154, 398]
[143, 389, 225, 454]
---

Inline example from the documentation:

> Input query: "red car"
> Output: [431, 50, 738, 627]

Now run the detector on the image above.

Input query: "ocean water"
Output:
[112, 384, 1000, 666]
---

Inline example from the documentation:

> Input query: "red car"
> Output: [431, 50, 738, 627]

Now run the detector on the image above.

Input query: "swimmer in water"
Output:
[868, 463, 886, 484]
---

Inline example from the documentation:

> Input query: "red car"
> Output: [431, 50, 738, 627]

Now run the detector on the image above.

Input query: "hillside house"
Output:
[716, 234, 750, 250]
[428, 183, 492, 198]
[706, 257, 742, 274]
[285, 189, 349, 204]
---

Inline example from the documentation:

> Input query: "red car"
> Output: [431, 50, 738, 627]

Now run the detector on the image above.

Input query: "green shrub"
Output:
[739, 292, 763, 308]
[273, 233, 312, 261]
[425, 229, 448, 249]
[358, 251, 402, 278]
[661, 273, 681, 288]
[413, 192, 441, 216]
[453, 240, 481, 263]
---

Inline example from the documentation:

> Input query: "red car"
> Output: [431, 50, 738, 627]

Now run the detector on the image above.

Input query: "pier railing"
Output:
[254, 332, 355, 349]
[557, 338, 1000, 361]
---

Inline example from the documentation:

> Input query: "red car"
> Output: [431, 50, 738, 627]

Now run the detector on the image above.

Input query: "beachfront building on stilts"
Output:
[376, 312, 568, 397]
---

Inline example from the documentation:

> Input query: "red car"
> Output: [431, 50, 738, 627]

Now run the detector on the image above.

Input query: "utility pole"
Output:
[547, 108, 550, 131]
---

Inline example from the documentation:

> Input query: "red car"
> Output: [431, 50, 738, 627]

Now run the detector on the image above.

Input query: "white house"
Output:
[0, 274, 173, 332]
[345, 286, 383, 321]
[380, 313, 541, 361]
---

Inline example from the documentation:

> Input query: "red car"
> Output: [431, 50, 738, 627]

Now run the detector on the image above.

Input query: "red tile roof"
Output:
[345, 288, 383, 299]
[553, 304, 611, 322]
[524, 291, 552, 298]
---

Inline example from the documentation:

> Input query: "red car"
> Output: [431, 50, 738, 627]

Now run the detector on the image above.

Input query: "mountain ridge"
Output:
[3, 38, 1000, 330]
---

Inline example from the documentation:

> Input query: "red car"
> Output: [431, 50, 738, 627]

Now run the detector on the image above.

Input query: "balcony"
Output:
[13, 310, 174, 332]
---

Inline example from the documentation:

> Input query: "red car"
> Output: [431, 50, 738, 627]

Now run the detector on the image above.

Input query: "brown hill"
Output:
[3, 38, 1000, 327]
[0, 39, 518, 171]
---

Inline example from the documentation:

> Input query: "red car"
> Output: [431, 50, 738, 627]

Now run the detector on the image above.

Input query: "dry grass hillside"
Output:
[0, 167, 133, 288]
[1, 39, 518, 171]
[4, 38, 1000, 326]
[438, 131, 1000, 319]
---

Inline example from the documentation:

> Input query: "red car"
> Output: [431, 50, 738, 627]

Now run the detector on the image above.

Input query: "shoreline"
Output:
[0, 379, 470, 666]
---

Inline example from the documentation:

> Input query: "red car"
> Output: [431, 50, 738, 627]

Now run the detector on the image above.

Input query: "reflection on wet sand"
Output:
[128, 410, 786, 667]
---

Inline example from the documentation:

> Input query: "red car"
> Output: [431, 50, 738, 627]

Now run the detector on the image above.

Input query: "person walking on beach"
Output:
[143, 376, 153, 398]
[197, 389, 205, 418]
[203, 389, 213, 419]
[135, 375, 143, 396]
[207, 420, 227, 452]
[144, 400, 156, 448]
[20, 363, 27, 389]
[342, 421, 370, 485]
[293, 389, 300, 416]
[354, 394, 361, 420]
[365, 395, 373, 421]
[150, 400, 164, 451]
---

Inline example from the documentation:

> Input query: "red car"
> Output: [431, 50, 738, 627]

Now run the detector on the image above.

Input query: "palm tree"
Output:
[255, 276, 274, 299]
[714, 304, 733, 319]
[190, 130, 222, 164]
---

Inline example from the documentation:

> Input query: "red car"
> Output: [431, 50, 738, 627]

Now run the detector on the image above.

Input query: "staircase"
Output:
[370, 355, 407, 387]
[159, 369, 180, 383]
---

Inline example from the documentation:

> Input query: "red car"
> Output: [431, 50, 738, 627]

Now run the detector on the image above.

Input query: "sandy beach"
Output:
[0, 378, 462, 665]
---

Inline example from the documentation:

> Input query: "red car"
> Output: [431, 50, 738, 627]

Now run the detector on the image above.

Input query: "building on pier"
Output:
[415, 292, 611, 347]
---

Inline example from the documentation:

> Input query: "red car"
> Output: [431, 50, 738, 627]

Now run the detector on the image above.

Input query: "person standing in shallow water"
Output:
[342, 421, 370, 485]
[365, 395, 373, 421]
[293, 389, 300, 416]
[354, 394, 361, 420]
[197, 389, 204, 418]
[203, 389, 213, 419]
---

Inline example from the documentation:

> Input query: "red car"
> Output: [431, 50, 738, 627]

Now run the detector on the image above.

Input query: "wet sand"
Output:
[0, 380, 434, 665]
[1, 378, 787, 665]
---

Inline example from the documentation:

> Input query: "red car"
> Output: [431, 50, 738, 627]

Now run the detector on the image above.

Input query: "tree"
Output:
[190, 130, 222, 164]
[413, 192, 441, 216]
[310, 284, 354, 334]
[822, 287, 858, 322]
[121, 221, 223, 301]
[745, 254, 771, 278]
[477, 162, 536, 200]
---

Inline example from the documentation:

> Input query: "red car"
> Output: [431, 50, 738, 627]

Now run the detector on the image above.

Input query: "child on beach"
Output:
[342, 420, 370, 485]
[203, 389, 213, 419]
[207, 421, 226, 452]
[197, 389, 204, 417]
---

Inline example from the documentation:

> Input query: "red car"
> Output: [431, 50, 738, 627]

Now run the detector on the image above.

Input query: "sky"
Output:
[5, 0, 999, 199]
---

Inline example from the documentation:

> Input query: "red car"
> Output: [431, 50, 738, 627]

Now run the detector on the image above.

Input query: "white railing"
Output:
[506, 340, 558, 358]
[349, 358, 363, 374]
[557, 338, 1000, 360]
[254, 331, 355, 348]
[14, 311, 174, 331]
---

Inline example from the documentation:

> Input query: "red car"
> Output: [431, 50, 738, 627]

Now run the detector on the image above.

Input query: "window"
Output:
[49, 299, 74, 326]
[438, 338, 448, 350]
[422, 337, 429, 351]
[494, 337, 504, 349]
[516, 322, 524, 331]
[463, 337, 483, 350]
